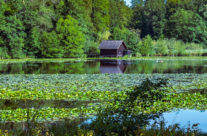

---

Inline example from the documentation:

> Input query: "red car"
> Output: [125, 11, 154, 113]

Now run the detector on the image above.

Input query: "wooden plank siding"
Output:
[99, 40, 128, 57]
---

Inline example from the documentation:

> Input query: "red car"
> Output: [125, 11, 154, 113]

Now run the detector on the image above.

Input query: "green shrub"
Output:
[40, 31, 63, 58]
[185, 43, 203, 56]
[162, 39, 186, 56]
[139, 35, 154, 56]
[135, 52, 142, 57]
[154, 40, 169, 56]
[84, 40, 100, 57]
[152, 39, 204, 56]
[0, 47, 10, 59]
[56, 15, 85, 58]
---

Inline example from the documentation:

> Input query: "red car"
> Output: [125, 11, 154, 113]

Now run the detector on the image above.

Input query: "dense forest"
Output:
[0, 0, 207, 58]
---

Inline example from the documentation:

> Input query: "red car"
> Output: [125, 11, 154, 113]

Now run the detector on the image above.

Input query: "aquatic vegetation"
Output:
[0, 75, 206, 123]
[0, 65, 206, 135]
[82, 79, 207, 135]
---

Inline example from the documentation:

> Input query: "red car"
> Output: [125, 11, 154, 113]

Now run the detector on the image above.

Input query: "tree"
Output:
[165, 9, 207, 44]
[109, 0, 132, 29]
[1, 15, 26, 59]
[40, 31, 63, 58]
[110, 27, 140, 53]
[91, 0, 110, 33]
[56, 15, 85, 58]
[130, 4, 143, 30]
[0, 0, 8, 58]
[154, 40, 169, 56]
[141, 0, 166, 39]
[193, 0, 207, 23]
[131, 0, 144, 8]
[166, 0, 195, 19]
[138, 35, 154, 56]
[25, 27, 41, 57]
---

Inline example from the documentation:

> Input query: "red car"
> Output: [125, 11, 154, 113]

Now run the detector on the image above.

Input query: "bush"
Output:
[153, 39, 186, 56]
[135, 52, 142, 57]
[185, 43, 203, 56]
[84, 40, 100, 57]
[0, 47, 10, 59]
[165, 39, 186, 56]
[56, 15, 85, 58]
[40, 31, 63, 58]
[154, 40, 169, 56]
[152, 39, 204, 56]
[138, 35, 154, 56]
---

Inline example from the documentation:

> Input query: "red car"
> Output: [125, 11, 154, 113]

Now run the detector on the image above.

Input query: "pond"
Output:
[160, 109, 207, 133]
[82, 109, 207, 133]
[0, 58, 207, 135]
[1, 109, 207, 135]
[1, 58, 207, 74]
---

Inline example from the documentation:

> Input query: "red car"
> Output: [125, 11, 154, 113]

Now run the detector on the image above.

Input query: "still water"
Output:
[1, 58, 207, 134]
[1, 59, 207, 74]
[82, 109, 207, 133]
[1, 109, 207, 135]
[161, 110, 207, 132]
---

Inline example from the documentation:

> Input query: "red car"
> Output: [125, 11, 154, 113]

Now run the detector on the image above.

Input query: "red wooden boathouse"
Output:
[99, 40, 130, 57]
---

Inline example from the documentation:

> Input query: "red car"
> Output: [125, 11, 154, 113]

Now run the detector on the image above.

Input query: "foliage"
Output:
[1, 15, 26, 59]
[0, 0, 207, 58]
[131, 0, 144, 8]
[0, 69, 207, 134]
[91, 0, 110, 33]
[154, 40, 169, 56]
[165, 9, 207, 44]
[0, 0, 134, 58]
[109, 0, 132, 28]
[151, 39, 204, 56]
[25, 27, 41, 58]
[185, 43, 204, 56]
[130, 0, 207, 47]
[138, 35, 154, 56]
[141, 0, 166, 39]
[56, 15, 85, 58]
[82, 78, 207, 135]
[0, 47, 9, 59]
[110, 27, 140, 53]
[40, 31, 63, 58]
[84, 41, 100, 57]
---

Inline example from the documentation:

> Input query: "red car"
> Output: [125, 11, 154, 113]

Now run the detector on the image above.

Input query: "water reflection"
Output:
[0, 119, 86, 136]
[100, 60, 127, 74]
[160, 109, 207, 133]
[0, 114, 206, 136]
[1, 59, 207, 74]
[0, 99, 97, 109]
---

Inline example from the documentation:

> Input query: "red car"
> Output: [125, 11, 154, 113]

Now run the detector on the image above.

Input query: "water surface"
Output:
[1, 59, 207, 74]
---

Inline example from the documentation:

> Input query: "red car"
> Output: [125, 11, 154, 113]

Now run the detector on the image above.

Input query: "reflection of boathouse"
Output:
[100, 60, 127, 74]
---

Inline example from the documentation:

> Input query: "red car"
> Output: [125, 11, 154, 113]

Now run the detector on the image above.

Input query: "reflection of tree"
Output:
[84, 60, 100, 74]
[0, 99, 90, 136]
[0, 64, 9, 74]
[83, 79, 168, 135]
[64, 62, 85, 74]
[10, 63, 24, 74]
[125, 59, 207, 74]
[0, 59, 207, 74]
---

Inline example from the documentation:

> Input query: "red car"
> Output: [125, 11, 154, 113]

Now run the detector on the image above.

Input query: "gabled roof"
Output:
[99, 40, 127, 49]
